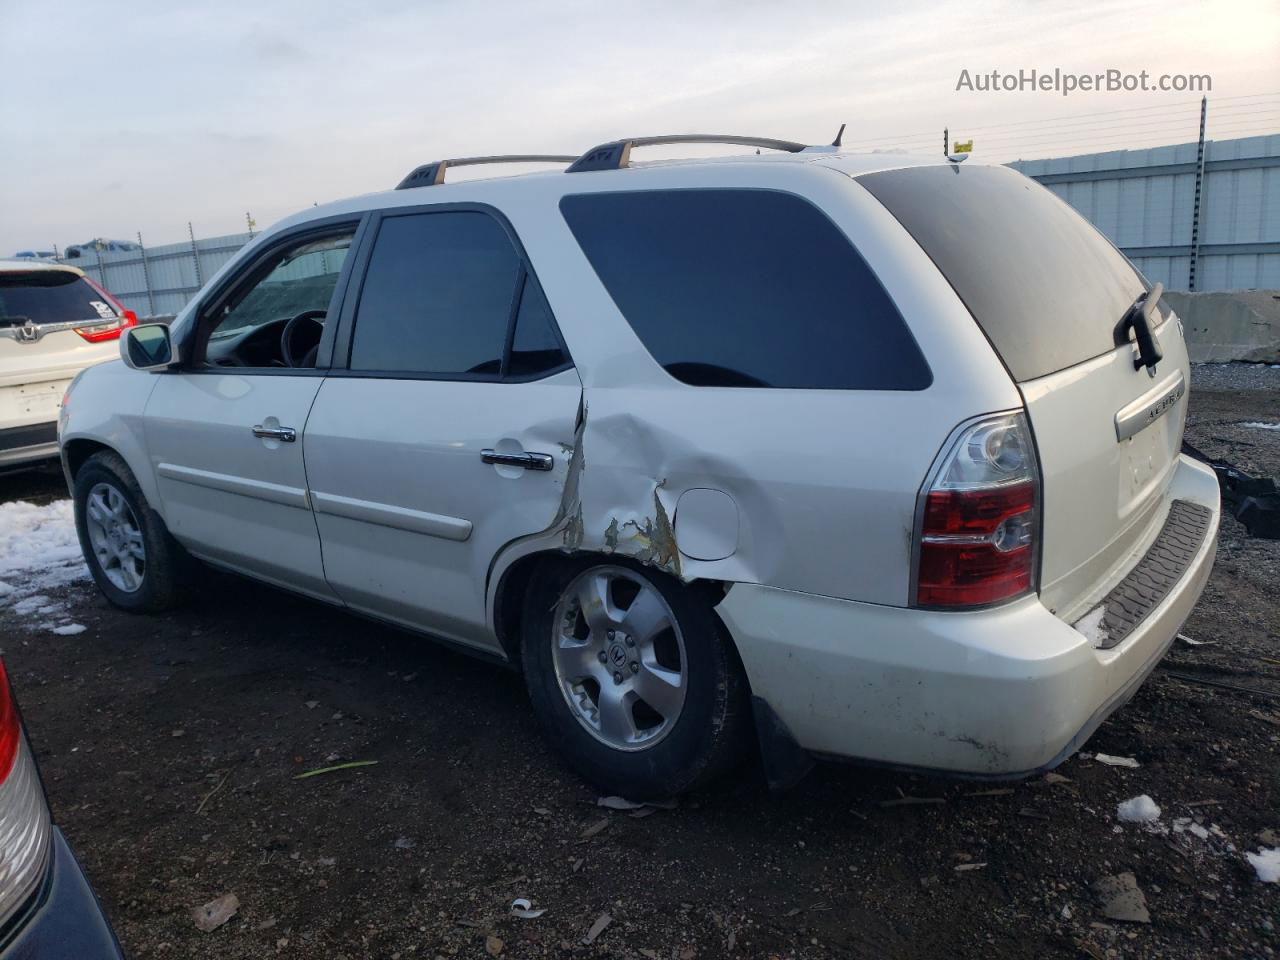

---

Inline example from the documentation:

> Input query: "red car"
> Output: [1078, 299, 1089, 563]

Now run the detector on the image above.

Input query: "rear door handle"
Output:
[252, 424, 297, 442]
[480, 449, 554, 471]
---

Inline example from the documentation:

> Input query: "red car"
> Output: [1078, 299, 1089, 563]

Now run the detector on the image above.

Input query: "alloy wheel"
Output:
[84, 482, 145, 593]
[550, 566, 688, 751]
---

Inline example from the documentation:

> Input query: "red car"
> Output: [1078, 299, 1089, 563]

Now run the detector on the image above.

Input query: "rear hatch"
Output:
[858, 163, 1188, 622]
[0, 268, 127, 380]
[1, 267, 129, 432]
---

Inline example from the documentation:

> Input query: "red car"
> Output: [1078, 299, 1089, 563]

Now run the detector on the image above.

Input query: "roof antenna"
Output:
[831, 123, 846, 147]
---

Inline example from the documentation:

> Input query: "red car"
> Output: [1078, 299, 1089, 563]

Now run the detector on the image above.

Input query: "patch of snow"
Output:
[1117, 795, 1162, 823]
[1074, 605, 1108, 646]
[1174, 818, 1211, 840]
[1245, 847, 1280, 883]
[0, 499, 90, 634]
[48, 623, 86, 636]
[1241, 421, 1280, 430]
[11, 595, 51, 616]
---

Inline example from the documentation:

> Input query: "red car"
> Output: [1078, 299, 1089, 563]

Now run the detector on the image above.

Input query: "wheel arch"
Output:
[61, 435, 164, 518]
[490, 547, 738, 669]
[62, 437, 113, 481]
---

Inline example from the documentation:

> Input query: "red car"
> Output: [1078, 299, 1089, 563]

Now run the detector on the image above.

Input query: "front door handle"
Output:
[252, 424, 297, 443]
[480, 449, 554, 471]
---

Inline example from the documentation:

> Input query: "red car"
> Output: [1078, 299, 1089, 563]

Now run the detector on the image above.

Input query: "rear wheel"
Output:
[521, 557, 748, 799]
[73, 451, 193, 612]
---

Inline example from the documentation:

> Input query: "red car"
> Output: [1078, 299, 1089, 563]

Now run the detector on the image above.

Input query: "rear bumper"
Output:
[719, 454, 1220, 777]
[0, 828, 124, 960]
[0, 423, 59, 468]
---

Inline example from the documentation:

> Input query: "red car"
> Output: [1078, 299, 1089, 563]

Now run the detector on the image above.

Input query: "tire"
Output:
[73, 451, 193, 613]
[521, 556, 749, 800]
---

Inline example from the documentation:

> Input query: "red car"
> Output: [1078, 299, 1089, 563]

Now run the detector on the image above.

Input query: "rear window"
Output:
[0, 271, 117, 328]
[559, 189, 931, 390]
[856, 164, 1147, 382]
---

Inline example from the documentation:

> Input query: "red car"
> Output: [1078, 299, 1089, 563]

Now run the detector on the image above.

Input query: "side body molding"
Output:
[155, 462, 311, 510]
[311, 491, 473, 542]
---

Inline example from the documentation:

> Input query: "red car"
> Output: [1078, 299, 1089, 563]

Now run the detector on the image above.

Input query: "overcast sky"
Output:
[2, 0, 1277, 253]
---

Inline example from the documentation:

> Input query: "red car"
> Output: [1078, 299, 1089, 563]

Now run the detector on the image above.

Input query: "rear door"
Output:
[303, 206, 581, 651]
[858, 164, 1188, 619]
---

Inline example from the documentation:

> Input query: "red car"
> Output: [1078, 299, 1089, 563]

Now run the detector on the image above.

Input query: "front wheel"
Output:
[73, 451, 193, 613]
[521, 557, 749, 800]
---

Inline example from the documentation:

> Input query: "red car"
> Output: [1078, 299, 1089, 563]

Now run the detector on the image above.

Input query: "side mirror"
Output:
[121, 323, 178, 371]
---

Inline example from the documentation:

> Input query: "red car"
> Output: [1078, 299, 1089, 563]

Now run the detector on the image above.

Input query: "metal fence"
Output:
[62, 229, 253, 318]
[1009, 132, 1280, 291]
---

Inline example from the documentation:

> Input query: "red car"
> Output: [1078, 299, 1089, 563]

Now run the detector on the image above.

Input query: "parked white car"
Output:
[58, 136, 1220, 798]
[1, 260, 135, 469]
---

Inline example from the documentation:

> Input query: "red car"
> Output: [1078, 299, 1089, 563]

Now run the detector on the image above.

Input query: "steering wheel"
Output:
[280, 309, 328, 368]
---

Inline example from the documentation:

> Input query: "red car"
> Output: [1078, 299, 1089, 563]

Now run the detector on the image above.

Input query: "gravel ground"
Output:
[0, 365, 1277, 960]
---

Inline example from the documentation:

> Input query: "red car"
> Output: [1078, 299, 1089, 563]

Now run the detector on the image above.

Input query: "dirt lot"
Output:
[1, 365, 1277, 960]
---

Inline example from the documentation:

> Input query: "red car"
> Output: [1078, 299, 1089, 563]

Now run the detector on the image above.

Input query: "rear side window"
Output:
[857, 164, 1148, 382]
[351, 212, 517, 376]
[0, 271, 117, 327]
[559, 189, 931, 390]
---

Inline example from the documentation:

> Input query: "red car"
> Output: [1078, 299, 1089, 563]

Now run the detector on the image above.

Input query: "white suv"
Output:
[58, 136, 1220, 798]
[1, 259, 136, 469]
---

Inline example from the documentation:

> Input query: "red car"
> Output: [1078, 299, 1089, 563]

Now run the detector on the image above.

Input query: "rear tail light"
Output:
[0, 660, 51, 927]
[914, 412, 1040, 608]
[76, 276, 138, 342]
[0, 661, 19, 784]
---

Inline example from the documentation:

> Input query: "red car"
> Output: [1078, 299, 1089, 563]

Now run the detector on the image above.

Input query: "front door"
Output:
[302, 207, 581, 649]
[144, 226, 358, 600]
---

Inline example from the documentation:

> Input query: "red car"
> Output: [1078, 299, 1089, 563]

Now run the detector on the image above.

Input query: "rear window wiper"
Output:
[1114, 282, 1164, 374]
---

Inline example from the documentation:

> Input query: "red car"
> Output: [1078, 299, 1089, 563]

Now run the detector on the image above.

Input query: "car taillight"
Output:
[914, 412, 1040, 608]
[0, 661, 18, 783]
[74, 308, 137, 343]
[77, 276, 138, 342]
[0, 659, 52, 927]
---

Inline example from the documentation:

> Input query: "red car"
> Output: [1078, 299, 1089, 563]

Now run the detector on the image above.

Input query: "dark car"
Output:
[0, 658, 123, 958]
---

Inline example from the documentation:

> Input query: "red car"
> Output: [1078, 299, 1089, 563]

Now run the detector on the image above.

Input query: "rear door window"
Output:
[347, 209, 569, 379]
[559, 189, 931, 390]
[856, 164, 1148, 382]
[350, 212, 520, 376]
[0, 271, 117, 327]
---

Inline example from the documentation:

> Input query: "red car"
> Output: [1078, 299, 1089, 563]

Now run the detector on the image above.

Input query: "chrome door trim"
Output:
[311, 491, 473, 542]
[156, 462, 311, 509]
[1114, 370, 1186, 442]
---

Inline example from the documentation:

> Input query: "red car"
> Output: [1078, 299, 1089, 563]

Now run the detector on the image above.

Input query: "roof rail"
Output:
[566, 135, 809, 173]
[395, 154, 578, 190]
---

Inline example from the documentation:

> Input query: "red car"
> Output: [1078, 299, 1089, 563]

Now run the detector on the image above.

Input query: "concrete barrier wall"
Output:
[1165, 289, 1280, 363]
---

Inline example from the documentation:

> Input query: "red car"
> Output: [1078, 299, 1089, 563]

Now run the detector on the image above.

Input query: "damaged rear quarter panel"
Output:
[565, 386, 947, 602]
[485, 161, 1022, 620]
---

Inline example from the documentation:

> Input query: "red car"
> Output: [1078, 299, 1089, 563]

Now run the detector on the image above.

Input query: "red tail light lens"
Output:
[76, 276, 138, 342]
[0, 660, 20, 784]
[915, 413, 1039, 608]
[74, 308, 137, 342]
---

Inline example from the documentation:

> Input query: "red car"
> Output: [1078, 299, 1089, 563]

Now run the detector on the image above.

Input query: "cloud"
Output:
[0, 0, 1276, 251]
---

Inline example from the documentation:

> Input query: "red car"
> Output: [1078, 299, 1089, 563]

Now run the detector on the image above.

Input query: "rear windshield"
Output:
[559, 189, 931, 390]
[0, 271, 117, 328]
[856, 164, 1147, 382]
